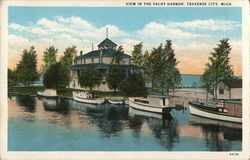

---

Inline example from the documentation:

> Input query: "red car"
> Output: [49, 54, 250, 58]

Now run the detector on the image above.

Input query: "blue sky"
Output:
[8, 7, 242, 75]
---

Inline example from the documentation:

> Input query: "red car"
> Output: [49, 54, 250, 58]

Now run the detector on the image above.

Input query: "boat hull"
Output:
[37, 92, 58, 98]
[188, 102, 242, 123]
[129, 98, 169, 114]
[108, 99, 124, 105]
[129, 107, 162, 119]
[73, 92, 105, 105]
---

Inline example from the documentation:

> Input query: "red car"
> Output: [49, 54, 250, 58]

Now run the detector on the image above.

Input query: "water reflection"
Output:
[16, 95, 36, 113]
[8, 95, 242, 151]
[129, 107, 179, 151]
[189, 114, 242, 151]
[39, 97, 70, 115]
[70, 101, 129, 138]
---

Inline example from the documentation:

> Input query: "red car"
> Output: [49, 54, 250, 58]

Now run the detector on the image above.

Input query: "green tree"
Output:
[112, 46, 124, 64]
[79, 66, 102, 90]
[143, 45, 163, 90]
[157, 40, 181, 95]
[59, 46, 78, 87]
[120, 73, 147, 97]
[60, 45, 77, 66]
[16, 46, 39, 86]
[143, 41, 181, 94]
[43, 62, 66, 88]
[200, 68, 214, 101]
[8, 68, 17, 87]
[131, 42, 143, 65]
[107, 65, 126, 92]
[43, 46, 58, 72]
[200, 38, 234, 99]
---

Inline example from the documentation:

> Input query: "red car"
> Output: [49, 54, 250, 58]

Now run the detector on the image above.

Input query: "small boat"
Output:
[37, 89, 58, 98]
[73, 91, 105, 105]
[107, 97, 124, 105]
[128, 95, 171, 113]
[128, 107, 162, 119]
[124, 99, 129, 105]
[189, 114, 242, 129]
[188, 101, 242, 123]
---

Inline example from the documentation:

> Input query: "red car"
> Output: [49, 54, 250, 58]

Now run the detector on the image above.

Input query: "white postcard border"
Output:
[0, 0, 249, 160]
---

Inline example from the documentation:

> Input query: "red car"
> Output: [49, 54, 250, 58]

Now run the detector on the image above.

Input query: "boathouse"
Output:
[213, 79, 242, 100]
[69, 37, 142, 91]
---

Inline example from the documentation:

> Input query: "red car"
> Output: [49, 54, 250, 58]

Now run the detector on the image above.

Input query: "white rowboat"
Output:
[37, 89, 58, 98]
[107, 98, 124, 105]
[73, 91, 105, 105]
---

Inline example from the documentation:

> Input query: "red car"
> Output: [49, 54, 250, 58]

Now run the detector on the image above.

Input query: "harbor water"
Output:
[8, 95, 242, 151]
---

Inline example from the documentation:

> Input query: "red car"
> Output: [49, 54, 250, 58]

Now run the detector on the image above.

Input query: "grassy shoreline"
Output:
[8, 86, 124, 98]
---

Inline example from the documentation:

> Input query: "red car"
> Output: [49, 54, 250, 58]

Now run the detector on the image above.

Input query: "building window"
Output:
[92, 58, 94, 63]
[219, 87, 224, 94]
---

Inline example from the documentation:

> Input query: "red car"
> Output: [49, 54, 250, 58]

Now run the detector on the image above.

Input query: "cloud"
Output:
[56, 16, 94, 30]
[37, 18, 64, 30]
[8, 34, 30, 49]
[31, 27, 49, 35]
[168, 19, 241, 31]
[9, 23, 26, 31]
[8, 16, 242, 75]
[120, 39, 142, 54]
[135, 22, 207, 41]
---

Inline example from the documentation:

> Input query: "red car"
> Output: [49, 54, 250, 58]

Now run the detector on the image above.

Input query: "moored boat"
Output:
[73, 91, 105, 105]
[107, 97, 124, 105]
[128, 95, 171, 113]
[124, 99, 129, 105]
[189, 114, 242, 129]
[188, 101, 242, 123]
[37, 89, 58, 98]
[128, 107, 162, 119]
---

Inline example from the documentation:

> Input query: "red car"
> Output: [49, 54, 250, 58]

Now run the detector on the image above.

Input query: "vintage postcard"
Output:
[0, 0, 249, 159]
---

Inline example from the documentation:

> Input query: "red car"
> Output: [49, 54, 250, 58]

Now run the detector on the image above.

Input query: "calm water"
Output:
[180, 74, 201, 86]
[8, 95, 242, 151]
[180, 75, 242, 86]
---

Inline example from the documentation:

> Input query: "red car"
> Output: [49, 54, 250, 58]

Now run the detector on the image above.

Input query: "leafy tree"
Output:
[131, 42, 143, 65]
[120, 73, 147, 97]
[8, 68, 17, 87]
[200, 38, 234, 99]
[43, 46, 58, 72]
[107, 65, 126, 92]
[60, 45, 77, 66]
[156, 40, 181, 95]
[143, 45, 163, 90]
[16, 46, 39, 86]
[43, 62, 66, 88]
[79, 66, 102, 90]
[200, 68, 214, 101]
[112, 46, 124, 64]
[59, 46, 78, 87]
[143, 40, 181, 95]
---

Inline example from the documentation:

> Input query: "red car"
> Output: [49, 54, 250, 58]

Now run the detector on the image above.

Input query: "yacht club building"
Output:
[69, 37, 142, 91]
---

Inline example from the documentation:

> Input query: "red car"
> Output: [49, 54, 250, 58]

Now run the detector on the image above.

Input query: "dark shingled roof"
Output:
[98, 38, 117, 48]
[219, 79, 242, 88]
[77, 48, 130, 59]
[70, 63, 142, 70]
